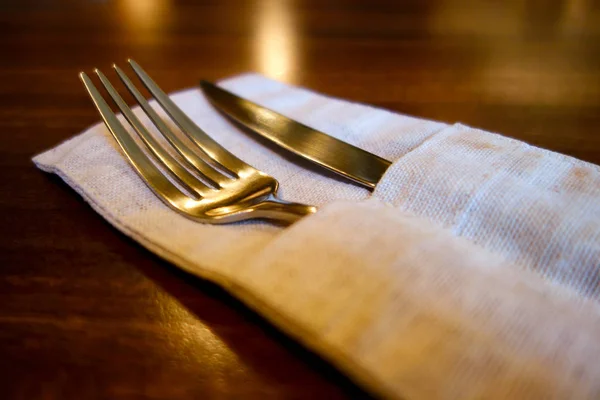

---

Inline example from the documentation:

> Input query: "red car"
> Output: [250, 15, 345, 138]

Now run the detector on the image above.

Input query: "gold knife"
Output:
[199, 81, 391, 189]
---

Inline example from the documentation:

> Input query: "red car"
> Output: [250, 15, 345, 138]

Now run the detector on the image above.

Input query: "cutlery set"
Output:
[80, 60, 392, 225]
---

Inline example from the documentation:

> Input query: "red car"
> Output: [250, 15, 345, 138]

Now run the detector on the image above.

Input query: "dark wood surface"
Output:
[1, 0, 599, 398]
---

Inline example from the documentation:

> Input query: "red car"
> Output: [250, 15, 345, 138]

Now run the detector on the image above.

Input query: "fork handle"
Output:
[253, 195, 317, 225]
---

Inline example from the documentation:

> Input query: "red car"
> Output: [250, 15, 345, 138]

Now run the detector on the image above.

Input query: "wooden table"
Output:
[1, 0, 599, 398]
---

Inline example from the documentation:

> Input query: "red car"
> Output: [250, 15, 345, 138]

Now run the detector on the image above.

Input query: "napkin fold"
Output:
[34, 74, 600, 399]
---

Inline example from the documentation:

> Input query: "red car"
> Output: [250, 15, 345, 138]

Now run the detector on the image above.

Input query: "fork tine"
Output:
[79, 72, 191, 206]
[113, 65, 224, 188]
[127, 59, 249, 176]
[94, 69, 211, 197]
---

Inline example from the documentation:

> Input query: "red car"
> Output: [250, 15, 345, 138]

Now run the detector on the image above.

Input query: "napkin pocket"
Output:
[232, 121, 600, 399]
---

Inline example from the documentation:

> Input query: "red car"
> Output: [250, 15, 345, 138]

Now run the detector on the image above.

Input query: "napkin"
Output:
[33, 74, 600, 399]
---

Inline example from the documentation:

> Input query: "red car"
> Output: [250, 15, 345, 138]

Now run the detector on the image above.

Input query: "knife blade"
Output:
[199, 81, 392, 189]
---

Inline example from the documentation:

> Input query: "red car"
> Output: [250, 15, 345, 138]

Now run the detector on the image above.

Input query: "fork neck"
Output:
[251, 194, 317, 225]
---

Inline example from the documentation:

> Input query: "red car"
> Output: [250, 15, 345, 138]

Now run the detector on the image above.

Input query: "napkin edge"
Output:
[32, 156, 399, 400]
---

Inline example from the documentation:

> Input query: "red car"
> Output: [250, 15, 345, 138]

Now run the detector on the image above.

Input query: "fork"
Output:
[79, 60, 317, 224]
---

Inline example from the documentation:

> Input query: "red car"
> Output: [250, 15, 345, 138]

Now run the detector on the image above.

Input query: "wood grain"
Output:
[1, 0, 599, 398]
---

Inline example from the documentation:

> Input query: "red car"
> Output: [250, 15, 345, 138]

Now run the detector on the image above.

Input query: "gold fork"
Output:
[80, 60, 316, 224]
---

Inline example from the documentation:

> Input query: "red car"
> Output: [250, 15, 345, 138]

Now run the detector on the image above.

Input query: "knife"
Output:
[199, 81, 392, 189]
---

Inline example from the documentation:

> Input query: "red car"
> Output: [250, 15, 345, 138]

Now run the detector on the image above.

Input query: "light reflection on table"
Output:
[253, 0, 299, 82]
[119, 0, 172, 37]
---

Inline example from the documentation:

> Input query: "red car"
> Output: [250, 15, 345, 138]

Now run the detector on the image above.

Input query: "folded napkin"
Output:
[34, 74, 600, 399]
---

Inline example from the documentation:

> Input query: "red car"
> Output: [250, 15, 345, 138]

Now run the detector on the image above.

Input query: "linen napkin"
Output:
[33, 74, 600, 399]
